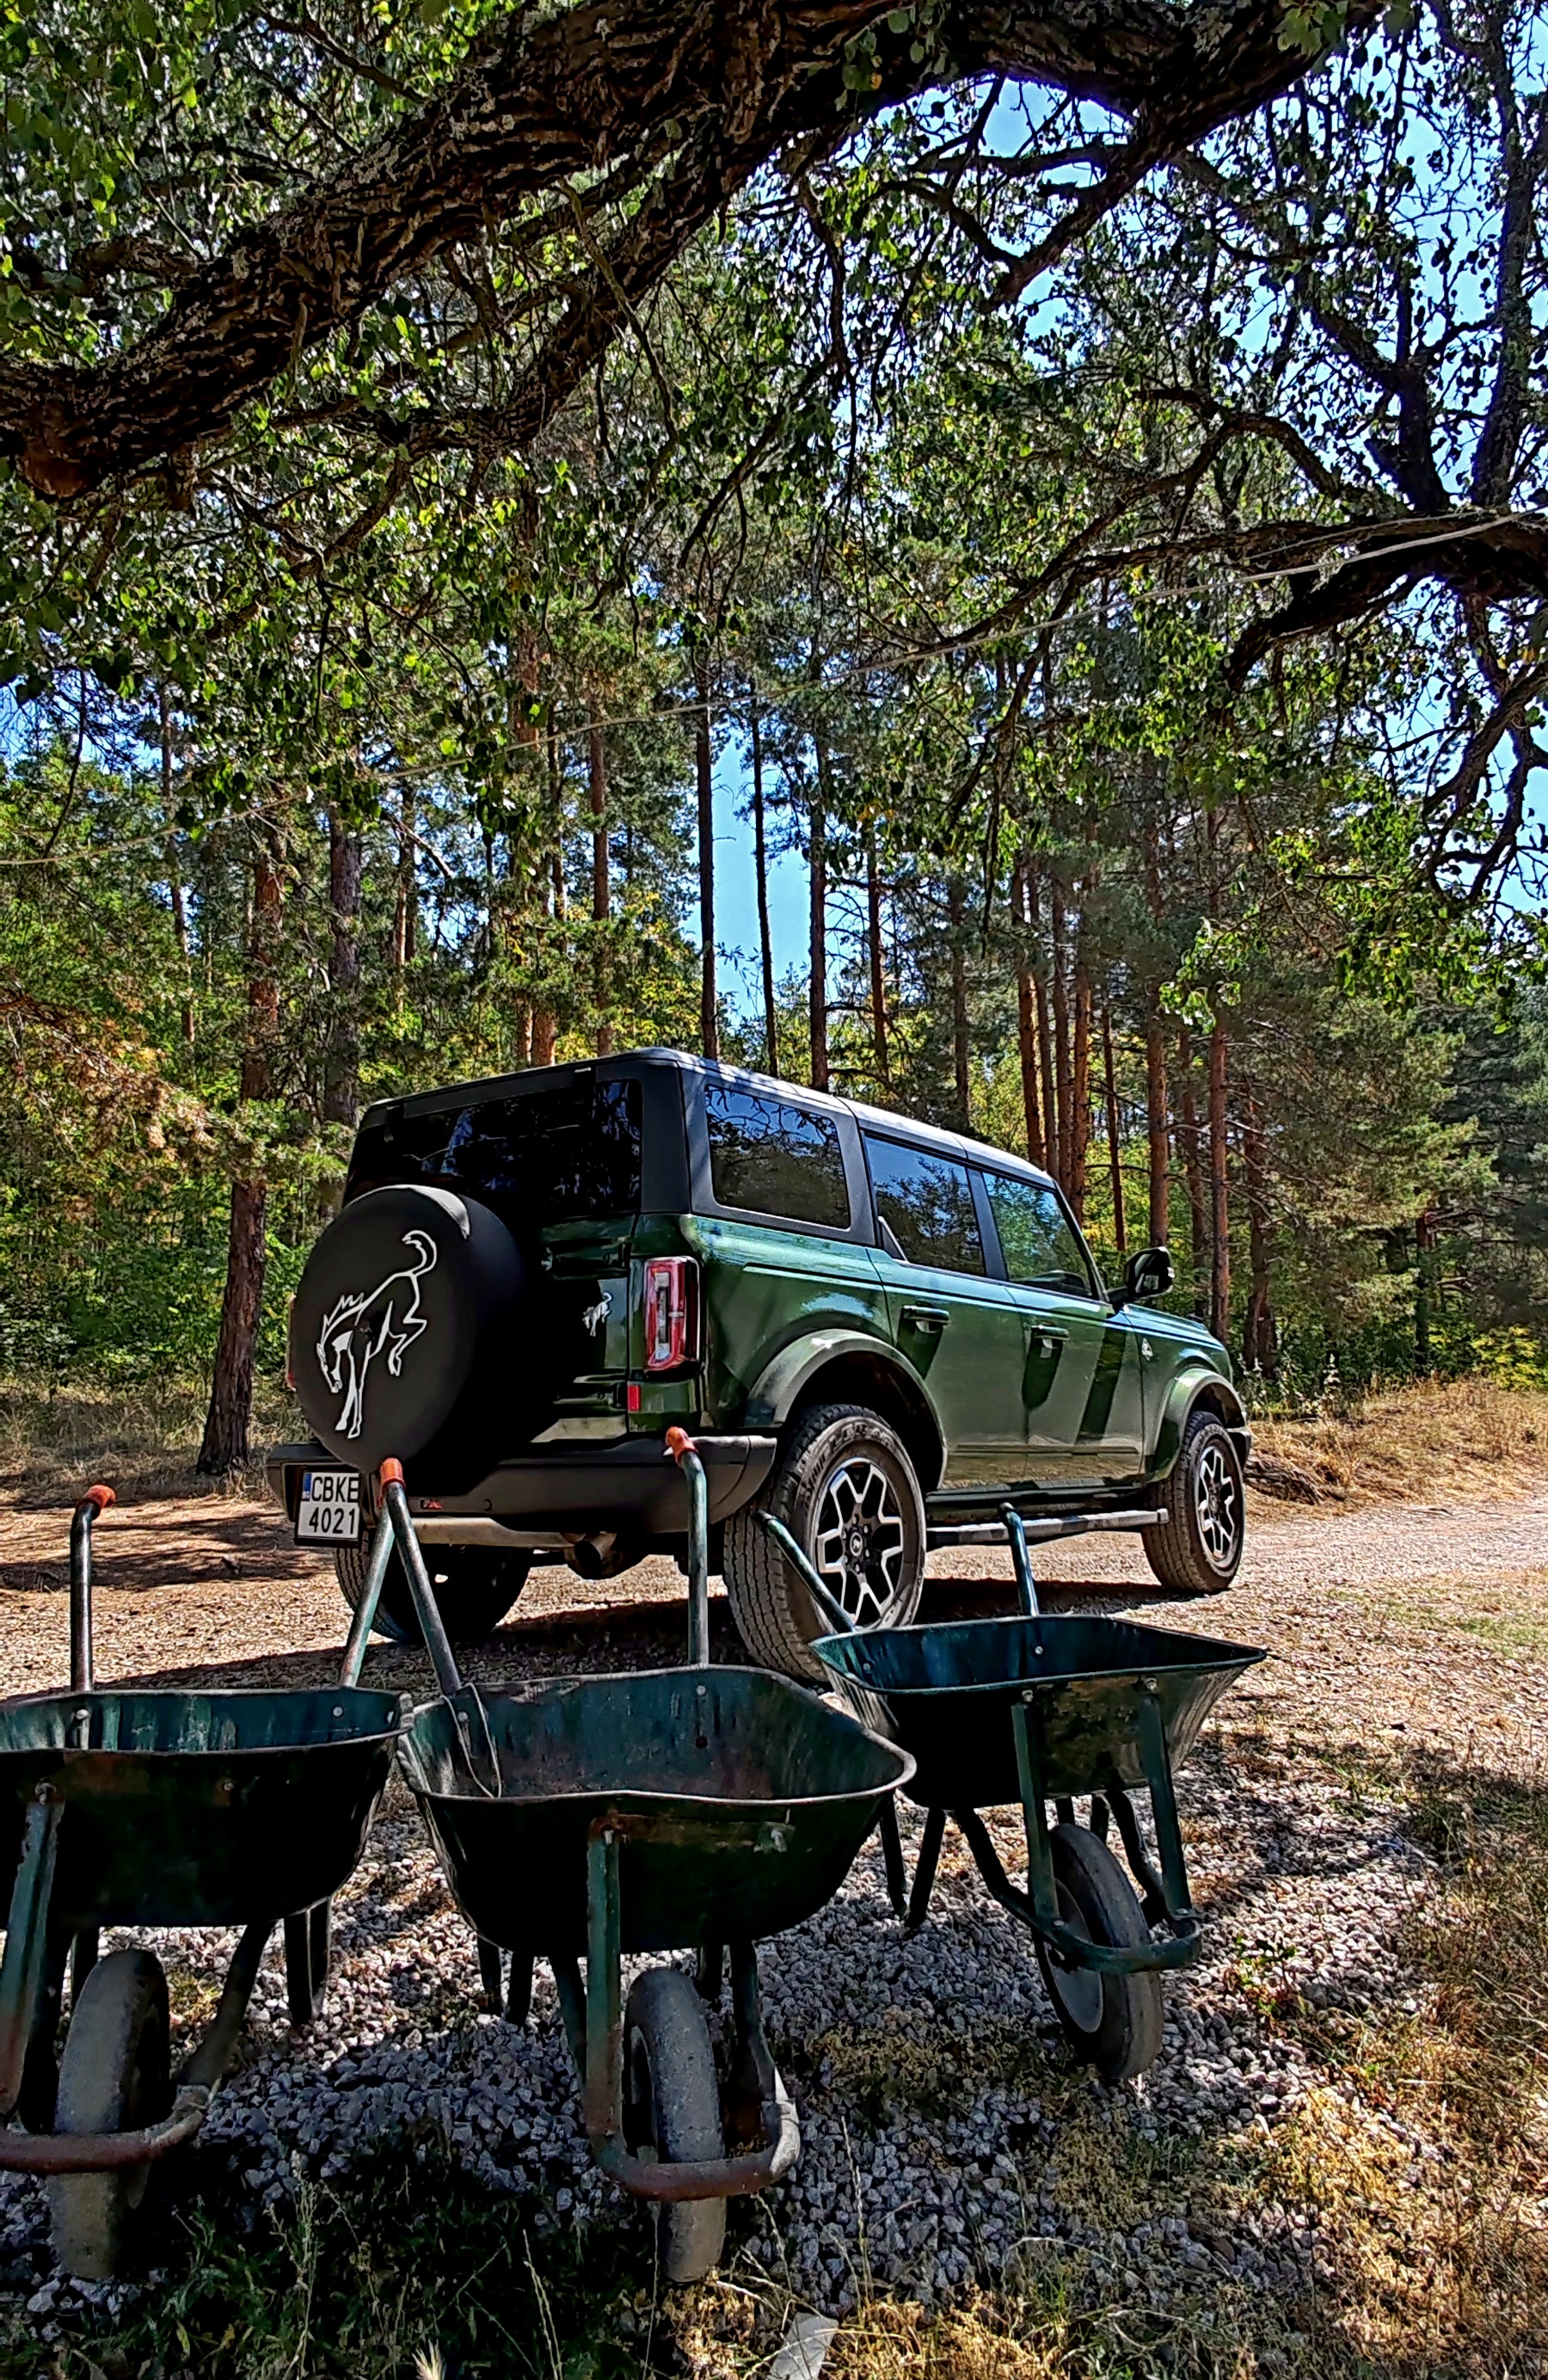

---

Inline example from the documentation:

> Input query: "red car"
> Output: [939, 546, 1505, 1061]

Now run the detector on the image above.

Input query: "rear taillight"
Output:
[643, 1257, 700, 1373]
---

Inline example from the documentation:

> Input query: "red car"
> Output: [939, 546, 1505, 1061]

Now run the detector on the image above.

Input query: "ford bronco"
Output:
[269, 1049, 1249, 1674]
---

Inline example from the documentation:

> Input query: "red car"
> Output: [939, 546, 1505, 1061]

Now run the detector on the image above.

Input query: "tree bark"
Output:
[1207, 1012, 1231, 1342]
[1068, 937, 1092, 1224]
[198, 823, 283, 1476]
[948, 877, 971, 1130]
[1145, 1007, 1170, 1251]
[1241, 1095, 1275, 1374]
[751, 694, 778, 1077]
[809, 727, 830, 1094]
[159, 686, 195, 1048]
[1176, 1028, 1209, 1320]
[323, 809, 362, 1129]
[0, 3, 1369, 503]
[1051, 881, 1072, 1193]
[391, 785, 417, 976]
[1102, 1006, 1126, 1256]
[1013, 857, 1045, 1167]
[589, 704, 612, 1055]
[695, 642, 718, 1060]
[867, 823, 889, 1094]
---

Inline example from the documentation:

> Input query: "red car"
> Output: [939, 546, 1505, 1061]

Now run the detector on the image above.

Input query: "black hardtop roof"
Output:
[360, 1047, 1056, 1191]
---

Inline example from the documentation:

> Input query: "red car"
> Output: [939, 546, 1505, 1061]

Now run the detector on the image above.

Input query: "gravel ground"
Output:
[1, 1485, 1545, 2352]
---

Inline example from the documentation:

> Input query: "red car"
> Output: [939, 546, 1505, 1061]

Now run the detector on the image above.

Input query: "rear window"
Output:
[865, 1135, 986, 1274]
[350, 1078, 642, 1234]
[705, 1085, 851, 1229]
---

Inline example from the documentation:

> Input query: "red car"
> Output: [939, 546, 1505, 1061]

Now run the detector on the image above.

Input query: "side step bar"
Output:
[925, 1510, 1165, 1552]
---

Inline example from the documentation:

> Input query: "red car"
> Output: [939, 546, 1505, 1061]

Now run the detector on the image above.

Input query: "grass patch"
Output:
[1251, 1378, 1548, 1505]
[0, 1374, 302, 1504]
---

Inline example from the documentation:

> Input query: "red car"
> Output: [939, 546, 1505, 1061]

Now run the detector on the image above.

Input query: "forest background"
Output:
[2, 0, 1546, 1473]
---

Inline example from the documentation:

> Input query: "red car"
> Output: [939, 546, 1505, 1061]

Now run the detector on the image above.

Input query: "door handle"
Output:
[900, 1305, 949, 1334]
[1033, 1327, 1067, 1353]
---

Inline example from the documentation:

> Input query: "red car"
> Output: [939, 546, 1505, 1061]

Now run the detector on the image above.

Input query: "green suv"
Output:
[269, 1049, 1249, 1671]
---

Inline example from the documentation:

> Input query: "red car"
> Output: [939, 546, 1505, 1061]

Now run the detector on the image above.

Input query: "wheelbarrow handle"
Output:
[665, 1430, 711, 1667]
[68, 1484, 115, 1694]
[755, 1513, 856, 1638]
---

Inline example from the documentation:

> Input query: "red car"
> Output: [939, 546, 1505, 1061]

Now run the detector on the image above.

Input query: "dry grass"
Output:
[0, 1373, 301, 1504]
[1251, 1379, 1548, 1506]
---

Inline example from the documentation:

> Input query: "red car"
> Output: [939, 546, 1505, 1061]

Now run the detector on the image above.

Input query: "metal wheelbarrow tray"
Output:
[765, 1507, 1264, 2085]
[0, 1487, 404, 2280]
[384, 1436, 912, 2285]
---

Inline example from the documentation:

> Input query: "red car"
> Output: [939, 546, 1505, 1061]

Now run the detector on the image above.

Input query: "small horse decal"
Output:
[316, 1229, 439, 1439]
[581, 1289, 611, 1339]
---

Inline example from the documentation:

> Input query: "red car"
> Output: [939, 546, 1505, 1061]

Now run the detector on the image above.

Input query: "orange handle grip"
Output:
[664, 1427, 697, 1462]
[377, 1458, 405, 1489]
[82, 1485, 115, 1514]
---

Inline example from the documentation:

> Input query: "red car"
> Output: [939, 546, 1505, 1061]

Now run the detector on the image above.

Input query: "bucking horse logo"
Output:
[316, 1229, 439, 1439]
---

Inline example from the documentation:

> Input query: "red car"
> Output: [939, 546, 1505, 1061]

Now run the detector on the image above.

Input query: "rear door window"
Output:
[351, 1078, 642, 1234]
[705, 1085, 851, 1229]
[864, 1136, 986, 1274]
[983, 1172, 1096, 1296]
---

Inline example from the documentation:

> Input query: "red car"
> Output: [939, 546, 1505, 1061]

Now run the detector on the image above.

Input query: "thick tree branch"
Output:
[0, 0, 1383, 503]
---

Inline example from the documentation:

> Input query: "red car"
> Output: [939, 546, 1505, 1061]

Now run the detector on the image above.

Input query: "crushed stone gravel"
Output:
[0, 1485, 1543, 2341]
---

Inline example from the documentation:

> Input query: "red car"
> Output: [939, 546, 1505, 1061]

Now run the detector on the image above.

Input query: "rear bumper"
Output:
[266, 1435, 777, 1541]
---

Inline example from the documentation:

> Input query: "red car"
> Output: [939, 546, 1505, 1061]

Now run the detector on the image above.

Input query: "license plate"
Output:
[296, 1469, 362, 1545]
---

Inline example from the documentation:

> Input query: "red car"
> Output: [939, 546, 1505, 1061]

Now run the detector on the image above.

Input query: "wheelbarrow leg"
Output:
[875, 1800, 907, 1920]
[71, 1930, 100, 2007]
[477, 1938, 505, 2014]
[906, 1806, 947, 1933]
[0, 1785, 64, 2121]
[283, 1901, 331, 2027]
[695, 1941, 724, 2004]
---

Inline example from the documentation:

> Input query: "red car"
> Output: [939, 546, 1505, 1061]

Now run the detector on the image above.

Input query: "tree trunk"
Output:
[391, 785, 417, 975]
[1068, 938, 1092, 1223]
[1013, 858, 1045, 1167]
[808, 731, 829, 1093]
[1241, 1097, 1275, 1374]
[695, 643, 718, 1060]
[1207, 1012, 1231, 1342]
[1051, 883, 1072, 1194]
[198, 824, 283, 1475]
[1415, 1205, 1435, 1372]
[751, 696, 778, 1076]
[948, 877, 971, 1129]
[1176, 1029, 1209, 1321]
[589, 705, 611, 1055]
[159, 686, 195, 1047]
[867, 823, 889, 1094]
[323, 809, 362, 1129]
[1146, 1006, 1170, 1251]
[1102, 1006, 1126, 1256]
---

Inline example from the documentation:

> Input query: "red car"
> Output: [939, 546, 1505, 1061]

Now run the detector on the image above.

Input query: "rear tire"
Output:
[1144, 1411, 1244, 1597]
[722, 1404, 926, 1679]
[335, 1541, 530, 1645]
[1035, 1823, 1163, 2082]
[624, 1966, 727, 2284]
[48, 1950, 171, 2280]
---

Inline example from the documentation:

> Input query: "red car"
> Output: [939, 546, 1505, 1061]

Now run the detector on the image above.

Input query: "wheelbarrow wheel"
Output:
[623, 1967, 726, 2285]
[1035, 1824, 1163, 2083]
[47, 1950, 171, 2281]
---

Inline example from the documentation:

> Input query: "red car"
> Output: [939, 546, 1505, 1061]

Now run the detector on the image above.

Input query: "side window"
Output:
[865, 1136, 986, 1274]
[984, 1172, 1096, 1296]
[704, 1085, 851, 1229]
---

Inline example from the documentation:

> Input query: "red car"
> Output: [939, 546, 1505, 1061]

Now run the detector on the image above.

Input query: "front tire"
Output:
[722, 1403, 926, 1678]
[1144, 1411, 1244, 1597]
[624, 1966, 727, 2284]
[335, 1541, 531, 1646]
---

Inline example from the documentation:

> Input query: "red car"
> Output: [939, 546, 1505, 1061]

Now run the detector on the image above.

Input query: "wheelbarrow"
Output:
[0, 1486, 407, 2277]
[385, 1434, 913, 2283]
[760, 1506, 1264, 2082]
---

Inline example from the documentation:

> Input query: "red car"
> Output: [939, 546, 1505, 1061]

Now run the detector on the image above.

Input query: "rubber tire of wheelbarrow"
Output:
[47, 1950, 171, 2281]
[1143, 1411, 1245, 1597]
[335, 1540, 531, 1646]
[1035, 1824, 1164, 2083]
[722, 1403, 927, 1679]
[624, 1967, 727, 2285]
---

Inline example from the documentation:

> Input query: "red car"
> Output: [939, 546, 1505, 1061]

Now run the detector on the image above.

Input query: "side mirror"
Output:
[1116, 1245, 1175, 1306]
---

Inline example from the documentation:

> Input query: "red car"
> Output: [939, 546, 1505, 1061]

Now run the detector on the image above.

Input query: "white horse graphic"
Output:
[316, 1229, 439, 1439]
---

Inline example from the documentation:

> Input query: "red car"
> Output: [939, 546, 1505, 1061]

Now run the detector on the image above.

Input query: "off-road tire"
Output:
[335, 1541, 530, 1646]
[47, 1950, 171, 2279]
[1144, 1411, 1245, 1597]
[722, 1403, 926, 1679]
[624, 1966, 727, 2284]
[1035, 1823, 1163, 2082]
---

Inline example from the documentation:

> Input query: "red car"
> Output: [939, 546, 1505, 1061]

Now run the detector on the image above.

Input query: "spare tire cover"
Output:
[290, 1184, 522, 1468]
